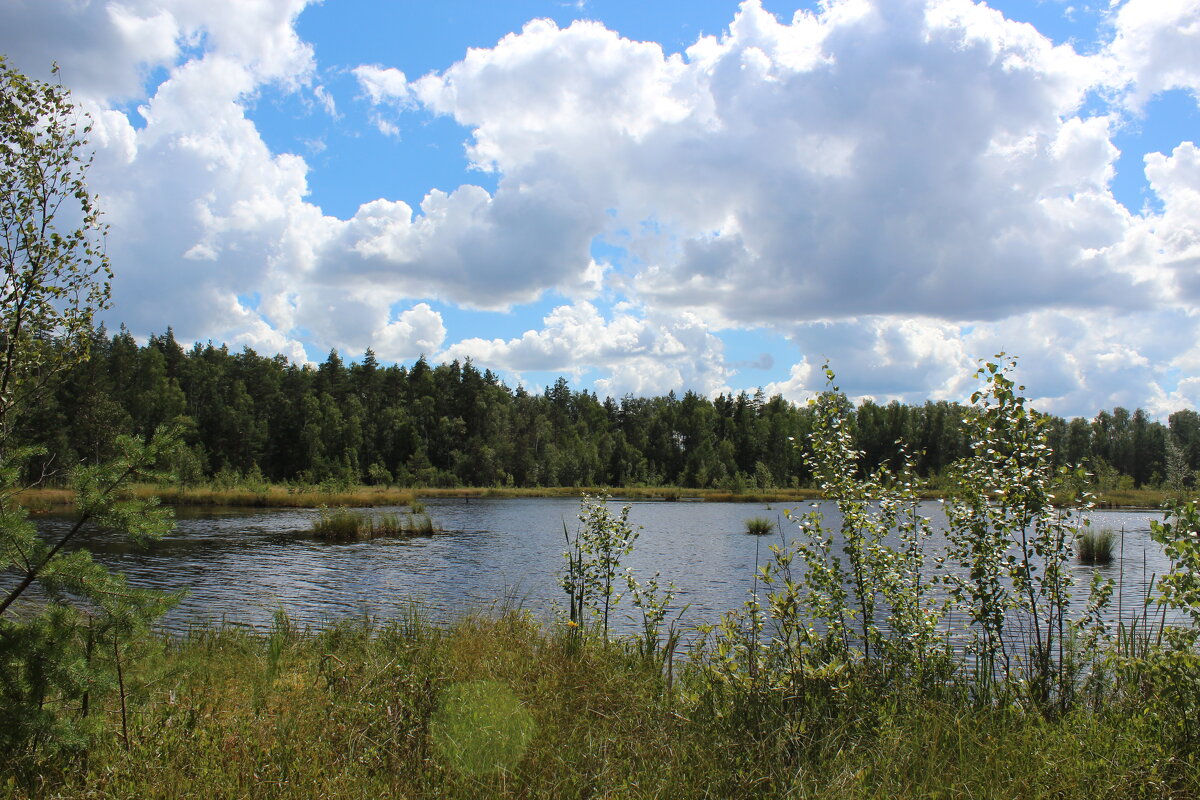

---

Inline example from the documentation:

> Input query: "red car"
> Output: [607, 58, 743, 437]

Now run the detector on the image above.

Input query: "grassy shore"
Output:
[13, 483, 828, 512]
[2, 612, 1195, 800]
[13, 481, 1176, 512]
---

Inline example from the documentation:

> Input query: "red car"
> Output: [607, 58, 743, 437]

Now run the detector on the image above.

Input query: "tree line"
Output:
[11, 325, 1200, 491]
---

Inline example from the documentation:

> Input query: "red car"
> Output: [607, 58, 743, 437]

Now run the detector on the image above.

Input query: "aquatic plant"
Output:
[311, 508, 437, 541]
[744, 516, 774, 535]
[311, 508, 365, 541]
[1076, 528, 1116, 565]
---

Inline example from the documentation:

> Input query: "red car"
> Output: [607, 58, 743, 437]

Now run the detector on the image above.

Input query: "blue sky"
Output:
[2, 0, 1200, 416]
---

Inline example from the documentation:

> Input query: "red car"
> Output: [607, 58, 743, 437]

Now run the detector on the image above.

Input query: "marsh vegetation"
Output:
[744, 515, 775, 535]
[1077, 527, 1117, 565]
[310, 508, 437, 541]
[6, 358, 1200, 798]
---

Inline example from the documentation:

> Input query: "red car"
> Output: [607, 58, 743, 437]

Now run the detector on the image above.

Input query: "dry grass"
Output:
[13, 482, 1177, 513]
[1094, 487, 1173, 509]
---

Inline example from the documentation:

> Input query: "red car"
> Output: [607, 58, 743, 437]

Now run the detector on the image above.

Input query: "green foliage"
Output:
[1108, 501, 1200, 752]
[0, 430, 182, 768]
[10, 312, 1190, 496]
[1, 58, 111, 437]
[623, 565, 680, 665]
[703, 356, 1110, 722]
[1150, 501, 1200, 629]
[941, 354, 1091, 710]
[0, 60, 182, 772]
[702, 364, 951, 718]
[560, 493, 643, 638]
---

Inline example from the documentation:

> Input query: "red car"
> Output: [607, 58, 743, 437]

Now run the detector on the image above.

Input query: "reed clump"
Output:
[744, 516, 774, 535]
[1077, 527, 1116, 565]
[311, 509, 438, 541]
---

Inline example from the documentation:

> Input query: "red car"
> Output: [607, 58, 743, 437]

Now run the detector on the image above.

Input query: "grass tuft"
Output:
[311, 509, 439, 541]
[745, 516, 775, 535]
[1077, 527, 1116, 565]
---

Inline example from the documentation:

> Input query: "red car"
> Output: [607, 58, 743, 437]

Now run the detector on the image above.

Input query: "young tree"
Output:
[0, 58, 179, 767]
[1, 57, 111, 441]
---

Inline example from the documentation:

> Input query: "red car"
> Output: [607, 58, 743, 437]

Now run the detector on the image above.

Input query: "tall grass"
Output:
[10, 480, 1182, 514]
[311, 509, 438, 541]
[744, 516, 774, 535]
[12, 483, 833, 512]
[1077, 527, 1116, 565]
[139, 483, 419, 508]
[8, 612, 1197, 800]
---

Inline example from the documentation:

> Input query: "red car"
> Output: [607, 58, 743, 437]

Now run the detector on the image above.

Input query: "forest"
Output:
[12, 324, 1200, 492]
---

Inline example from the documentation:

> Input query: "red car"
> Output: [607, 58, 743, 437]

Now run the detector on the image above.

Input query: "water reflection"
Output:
[23, 498, 1177, 637]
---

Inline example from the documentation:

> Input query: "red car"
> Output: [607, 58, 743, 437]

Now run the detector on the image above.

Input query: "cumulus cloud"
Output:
[1107, 0, 1200, 108]
[354, 64, 411, 105]
[0, 0, 324, 345]
[439, 302, 731, 397]
[411, 0, 1142, 327]
[762, 316, 972, 405]
[3, 0, 1200, 416]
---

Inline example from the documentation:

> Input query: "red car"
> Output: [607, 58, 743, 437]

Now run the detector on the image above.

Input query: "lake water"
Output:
[27, 497, 1179, 638]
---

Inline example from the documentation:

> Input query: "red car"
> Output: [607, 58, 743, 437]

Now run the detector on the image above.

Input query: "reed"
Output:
[744, 516, 774, 535]
[135, 484, 418, 509]
[1077, 527, 1116, 565]
[311, 508, 367, 541]
[311, 509, 438, 541]
[1093, 488, 1171, 509]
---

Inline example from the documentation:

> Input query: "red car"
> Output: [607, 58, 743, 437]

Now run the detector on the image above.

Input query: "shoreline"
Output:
[12, 482, 1177, 513]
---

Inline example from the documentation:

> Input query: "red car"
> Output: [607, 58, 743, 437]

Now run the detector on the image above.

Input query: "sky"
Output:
[1, 0, 1199, 418]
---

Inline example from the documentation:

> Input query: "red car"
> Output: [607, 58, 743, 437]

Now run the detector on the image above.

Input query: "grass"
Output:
[745, 516, 775, 535]
[5, 613, 1196, 800]
[1077, 527, 1117, 565]
[20, 481, 1176, 512]
[1094, 487, 1176, 509]
[12, 483, 831, 512]
[312, 509, 438, 541]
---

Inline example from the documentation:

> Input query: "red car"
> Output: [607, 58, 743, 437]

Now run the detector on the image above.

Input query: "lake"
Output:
[28, 496, 1178, 638]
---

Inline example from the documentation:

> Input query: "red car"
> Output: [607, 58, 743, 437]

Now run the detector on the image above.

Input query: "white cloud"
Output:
[440, 302, 731, 397]
[1107, 0, 1200, 108]
[403, 0, 1146, 328]
[764, 316, 973, 405]
[354, 64, 411, 105]
[374, 303, 447, 361]
[4, 0, 1200, 417]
